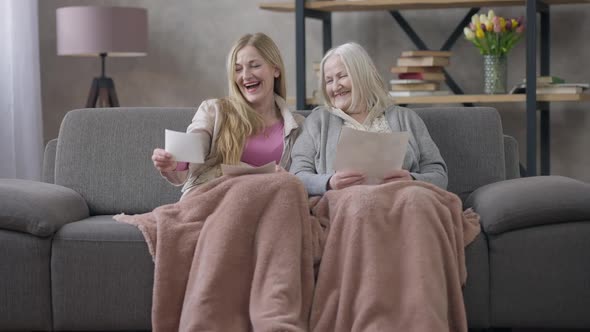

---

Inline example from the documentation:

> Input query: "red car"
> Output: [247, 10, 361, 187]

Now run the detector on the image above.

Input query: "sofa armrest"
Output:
[42, 138, 57, 184]
[0, 179, 89, 237]
[465, 176, 590, 235]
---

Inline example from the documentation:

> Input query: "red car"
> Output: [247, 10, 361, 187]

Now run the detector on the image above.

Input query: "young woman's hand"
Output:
[152, 148, 177, 172]
[382, 169, 413, 184]
[275, 165, 287, 173]
[328, 171, 365, 190]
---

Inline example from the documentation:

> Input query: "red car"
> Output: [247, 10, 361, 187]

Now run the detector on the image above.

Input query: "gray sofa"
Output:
[1, 106, 589, 331]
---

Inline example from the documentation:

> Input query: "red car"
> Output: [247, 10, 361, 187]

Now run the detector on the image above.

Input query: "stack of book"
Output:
[509, 76, 589, 94]
[389, 50, 451, 97]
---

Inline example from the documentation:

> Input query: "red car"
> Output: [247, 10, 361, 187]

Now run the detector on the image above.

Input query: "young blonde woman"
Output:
[291, 42, 481, 332]
[116, 33, 314, 332]
[153, 32, 303, 194]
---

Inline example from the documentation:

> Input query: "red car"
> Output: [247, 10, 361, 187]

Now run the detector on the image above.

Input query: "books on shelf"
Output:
[400, 50, 452, 58]
[509, 81, 589, 94]
[390, 80, 439, 91]
[391, 66, 443, 74]
[389, 79, 425, 84]
[536, 86, 585, 94]
[398, 72, 445, 81]
[390, 50, 451, 97]
[397, 56, 449, 67]
[523, 76, 565, 85]
[389, 90, 451, 97]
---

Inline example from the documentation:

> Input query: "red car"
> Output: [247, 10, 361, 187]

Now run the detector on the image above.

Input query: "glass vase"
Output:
[483, 55, 507, 94]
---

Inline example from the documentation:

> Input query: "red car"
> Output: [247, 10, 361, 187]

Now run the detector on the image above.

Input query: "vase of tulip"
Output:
[464, 10, 525, 94]
[483, 54, 507, 94]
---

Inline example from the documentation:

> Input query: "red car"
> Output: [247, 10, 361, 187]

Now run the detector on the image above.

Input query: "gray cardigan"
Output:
[290, 105, 448, 196]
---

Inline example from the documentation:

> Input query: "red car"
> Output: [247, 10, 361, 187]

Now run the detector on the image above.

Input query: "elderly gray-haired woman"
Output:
[291, 42, 480, 332]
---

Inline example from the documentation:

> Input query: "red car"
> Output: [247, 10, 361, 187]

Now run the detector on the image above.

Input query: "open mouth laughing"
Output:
[244, 81, 261, 93]
[333, 91, 349, 98]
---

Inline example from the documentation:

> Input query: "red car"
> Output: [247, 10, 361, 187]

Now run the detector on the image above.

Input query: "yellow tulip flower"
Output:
[476, 28, 485, 39]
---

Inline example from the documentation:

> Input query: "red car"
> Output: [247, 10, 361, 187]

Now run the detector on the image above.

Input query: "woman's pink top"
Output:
[241, 120, 284, 166]
[175, 121, 284, 171]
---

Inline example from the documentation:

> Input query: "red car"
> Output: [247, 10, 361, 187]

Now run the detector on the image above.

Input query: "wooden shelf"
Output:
[260, 0, 590, 12]
[393, 93, 590, 104]
[287, 93, 590, 107]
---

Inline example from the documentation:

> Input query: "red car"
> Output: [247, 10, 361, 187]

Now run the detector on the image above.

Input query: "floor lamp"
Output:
[56, 6, 148, 108]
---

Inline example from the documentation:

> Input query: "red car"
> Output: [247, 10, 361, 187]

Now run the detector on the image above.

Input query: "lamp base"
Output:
[86, 77, 120, 108]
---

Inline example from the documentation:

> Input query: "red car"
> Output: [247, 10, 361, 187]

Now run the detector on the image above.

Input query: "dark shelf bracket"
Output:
[389, 11, 429, 50]
[441, 8, 480, 51]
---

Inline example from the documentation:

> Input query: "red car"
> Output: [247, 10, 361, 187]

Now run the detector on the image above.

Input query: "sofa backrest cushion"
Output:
[412, 107, 506, 200]
[55, 108, 195, 215]
[55, 106, 507, 214]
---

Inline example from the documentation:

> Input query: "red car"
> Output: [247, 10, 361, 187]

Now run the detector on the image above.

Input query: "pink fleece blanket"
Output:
[115, 174, 479, 332]
[114, 173, 315, 332]
[308, 180, 481, 332]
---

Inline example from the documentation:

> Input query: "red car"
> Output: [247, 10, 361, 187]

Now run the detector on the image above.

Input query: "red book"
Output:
[399, 72, 445, 81]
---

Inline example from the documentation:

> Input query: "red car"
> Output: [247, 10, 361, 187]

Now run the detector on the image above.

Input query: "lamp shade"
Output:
[56, 6, 148, 57]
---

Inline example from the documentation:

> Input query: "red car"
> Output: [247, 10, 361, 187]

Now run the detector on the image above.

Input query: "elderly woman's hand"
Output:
[328, 170, 365, 190]
[382, 169, 413, 184]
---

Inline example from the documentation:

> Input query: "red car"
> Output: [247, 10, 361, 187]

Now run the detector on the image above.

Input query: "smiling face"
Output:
[234, 45, 279, 109]
[323, 54, 352, 113]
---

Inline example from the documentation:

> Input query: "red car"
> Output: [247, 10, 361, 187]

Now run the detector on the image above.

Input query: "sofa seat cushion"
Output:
[51, 215, 153, 331]
[466, 176, 590, 235]
[0, 179, 89, 237]
[54, 214, 147, 242]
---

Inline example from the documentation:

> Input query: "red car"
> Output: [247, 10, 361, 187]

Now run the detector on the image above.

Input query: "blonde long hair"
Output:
[319, 42, 392, 114]
[215, 33, 286, 165]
